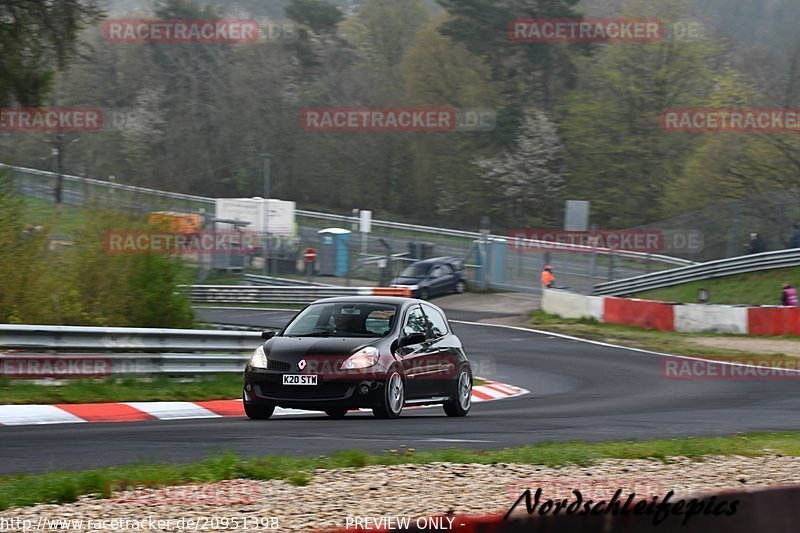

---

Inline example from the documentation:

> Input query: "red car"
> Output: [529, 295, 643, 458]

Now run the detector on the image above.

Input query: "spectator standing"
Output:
[790, 224, 800, 248]
[541, 265, 555, 288]
[746, 233, 767, 254]
[781, 282, 798, 306]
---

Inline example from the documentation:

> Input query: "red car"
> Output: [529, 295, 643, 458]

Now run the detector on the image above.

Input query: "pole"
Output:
[262, 155, 271, 276]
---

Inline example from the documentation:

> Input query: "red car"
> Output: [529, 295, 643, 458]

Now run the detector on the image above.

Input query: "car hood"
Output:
[264, 336, 377, 363]
[391, 277, 423, 286]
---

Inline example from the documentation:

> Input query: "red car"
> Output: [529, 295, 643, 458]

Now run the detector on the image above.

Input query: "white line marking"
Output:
[451, 319, 800, 374]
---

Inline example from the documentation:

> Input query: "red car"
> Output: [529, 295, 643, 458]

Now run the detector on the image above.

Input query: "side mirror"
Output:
[398, 331, 426, 347]
[261, 331, 276, 340]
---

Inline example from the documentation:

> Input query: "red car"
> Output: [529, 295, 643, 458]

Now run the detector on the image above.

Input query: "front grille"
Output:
[256, 382, 353, 400]
[267, 360, 291, 371]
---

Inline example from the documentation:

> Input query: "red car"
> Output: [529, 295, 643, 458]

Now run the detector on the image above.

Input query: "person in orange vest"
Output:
[541, 265, 555, 288]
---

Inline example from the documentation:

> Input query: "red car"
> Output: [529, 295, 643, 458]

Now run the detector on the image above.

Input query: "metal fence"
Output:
[3, 163, 691, 294]
[636, 190, 800, 263]
[592, 248, 800, 296]
[0, 324, 261, 375]
[187, 285, 411, 305]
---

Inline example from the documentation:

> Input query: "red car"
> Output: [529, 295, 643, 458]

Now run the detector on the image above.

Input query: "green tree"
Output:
[0, 1, 103, 106]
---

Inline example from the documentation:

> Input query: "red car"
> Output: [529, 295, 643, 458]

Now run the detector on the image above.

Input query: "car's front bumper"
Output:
[243, 368, 388, 410]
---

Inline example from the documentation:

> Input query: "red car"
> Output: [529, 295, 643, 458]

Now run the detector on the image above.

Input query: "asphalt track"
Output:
[3, 307, 800, 475]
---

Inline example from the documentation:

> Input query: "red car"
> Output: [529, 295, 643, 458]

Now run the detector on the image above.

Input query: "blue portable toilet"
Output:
[473, 238, 507, 284]
[490, 238, 507, 283]
[318, 228, 351, 277]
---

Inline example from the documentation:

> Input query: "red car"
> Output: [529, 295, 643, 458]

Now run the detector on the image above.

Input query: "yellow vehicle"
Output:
[147, 211, 202, 234]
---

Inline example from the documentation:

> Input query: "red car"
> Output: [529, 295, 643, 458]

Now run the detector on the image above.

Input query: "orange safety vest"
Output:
[541, 270, 555, 287]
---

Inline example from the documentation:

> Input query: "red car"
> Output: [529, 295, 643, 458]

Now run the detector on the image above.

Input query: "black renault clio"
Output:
[243, 296, 472, 419]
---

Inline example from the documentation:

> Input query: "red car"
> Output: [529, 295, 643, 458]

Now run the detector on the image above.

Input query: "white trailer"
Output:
[214, 197, 296, 236]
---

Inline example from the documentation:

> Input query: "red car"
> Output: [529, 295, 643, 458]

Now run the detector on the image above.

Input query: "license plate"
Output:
[282, 374, 318, 386]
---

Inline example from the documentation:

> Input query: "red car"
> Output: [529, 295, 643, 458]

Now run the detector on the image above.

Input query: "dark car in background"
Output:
[390, 256, 467, 299]
[243, 297, 473, 420]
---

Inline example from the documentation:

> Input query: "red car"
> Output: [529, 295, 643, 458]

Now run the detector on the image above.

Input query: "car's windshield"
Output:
[399, 264, 431, 279]
[282, 303, 398, 338]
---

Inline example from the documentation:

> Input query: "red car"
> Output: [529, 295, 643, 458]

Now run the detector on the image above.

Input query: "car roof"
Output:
[409, 256, 459, 266]
[309, 296, 447, 313]
[310, 296, 419, 306]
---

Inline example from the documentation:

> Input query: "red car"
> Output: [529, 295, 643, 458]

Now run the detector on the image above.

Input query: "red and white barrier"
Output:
[542, 288, 800, 336]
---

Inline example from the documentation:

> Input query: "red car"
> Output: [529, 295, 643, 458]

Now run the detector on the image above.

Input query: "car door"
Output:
[396, 304, 439, 398]
[420, 304, 456, 396]
[427, 265, 452, 296]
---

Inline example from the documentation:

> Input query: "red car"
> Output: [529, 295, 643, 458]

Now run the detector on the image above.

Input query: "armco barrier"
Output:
[322, 484, 800, 532]
[747, 307, 800, 336]
[603, 297, 676, 331]
[186, 285, 412, 305]
[674, 304, 748, 334]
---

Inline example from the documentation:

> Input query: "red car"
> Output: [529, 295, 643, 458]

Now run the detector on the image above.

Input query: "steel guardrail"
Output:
[242, 274, 333, 287]
[0, 324, 261, 375]
[592, 249, 800, 296]
[186, 285, 412, 304]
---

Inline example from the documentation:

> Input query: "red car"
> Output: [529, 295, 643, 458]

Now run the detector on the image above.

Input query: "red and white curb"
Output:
[0, 380, 527, 426]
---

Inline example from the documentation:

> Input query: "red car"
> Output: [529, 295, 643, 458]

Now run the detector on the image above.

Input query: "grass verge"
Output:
[3, 431, 800, 510]
[633, 266, 800, 305]
[0, 375, 244, 405]
[528, 311, 800, 366]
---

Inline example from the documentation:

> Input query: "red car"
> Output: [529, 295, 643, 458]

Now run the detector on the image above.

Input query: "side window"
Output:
[403, 306, 427, 336]
[439, 264, 453, 276]
[423, 305, 449, 338]
[365, 308, 396, 336]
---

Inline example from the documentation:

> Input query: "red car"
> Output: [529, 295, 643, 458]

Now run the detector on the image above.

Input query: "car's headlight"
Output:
[249, 344, 268, 369]
[341, 347, 379, 370]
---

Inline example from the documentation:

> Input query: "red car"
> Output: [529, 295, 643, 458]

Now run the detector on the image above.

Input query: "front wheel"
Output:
[373, 371, 405, 419]
[244, 400, 275, 420]
[454, 280, 466, 294]
[443, 368, 471, 417]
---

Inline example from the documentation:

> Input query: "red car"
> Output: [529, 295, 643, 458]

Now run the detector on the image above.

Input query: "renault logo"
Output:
[298, 359, 307, 370]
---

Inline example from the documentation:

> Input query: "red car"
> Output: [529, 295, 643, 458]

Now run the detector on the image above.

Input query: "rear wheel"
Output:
[443, 368, 471, 417]
[373, 371, 404, 419]
[419, 288, 430, 300]
[325, 408, 349, 419]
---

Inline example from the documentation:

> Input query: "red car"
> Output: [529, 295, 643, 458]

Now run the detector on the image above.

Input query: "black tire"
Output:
[443, 367, 471, 417]
[243, 391, 275, 420]
[325, 408, 349, 419]
[372, 371, 405, 419]
[454, 280, 466, 294]
[419, 288, 430, 300]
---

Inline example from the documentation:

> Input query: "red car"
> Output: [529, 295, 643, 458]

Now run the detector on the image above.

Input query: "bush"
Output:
[0, 174, 194, 327]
